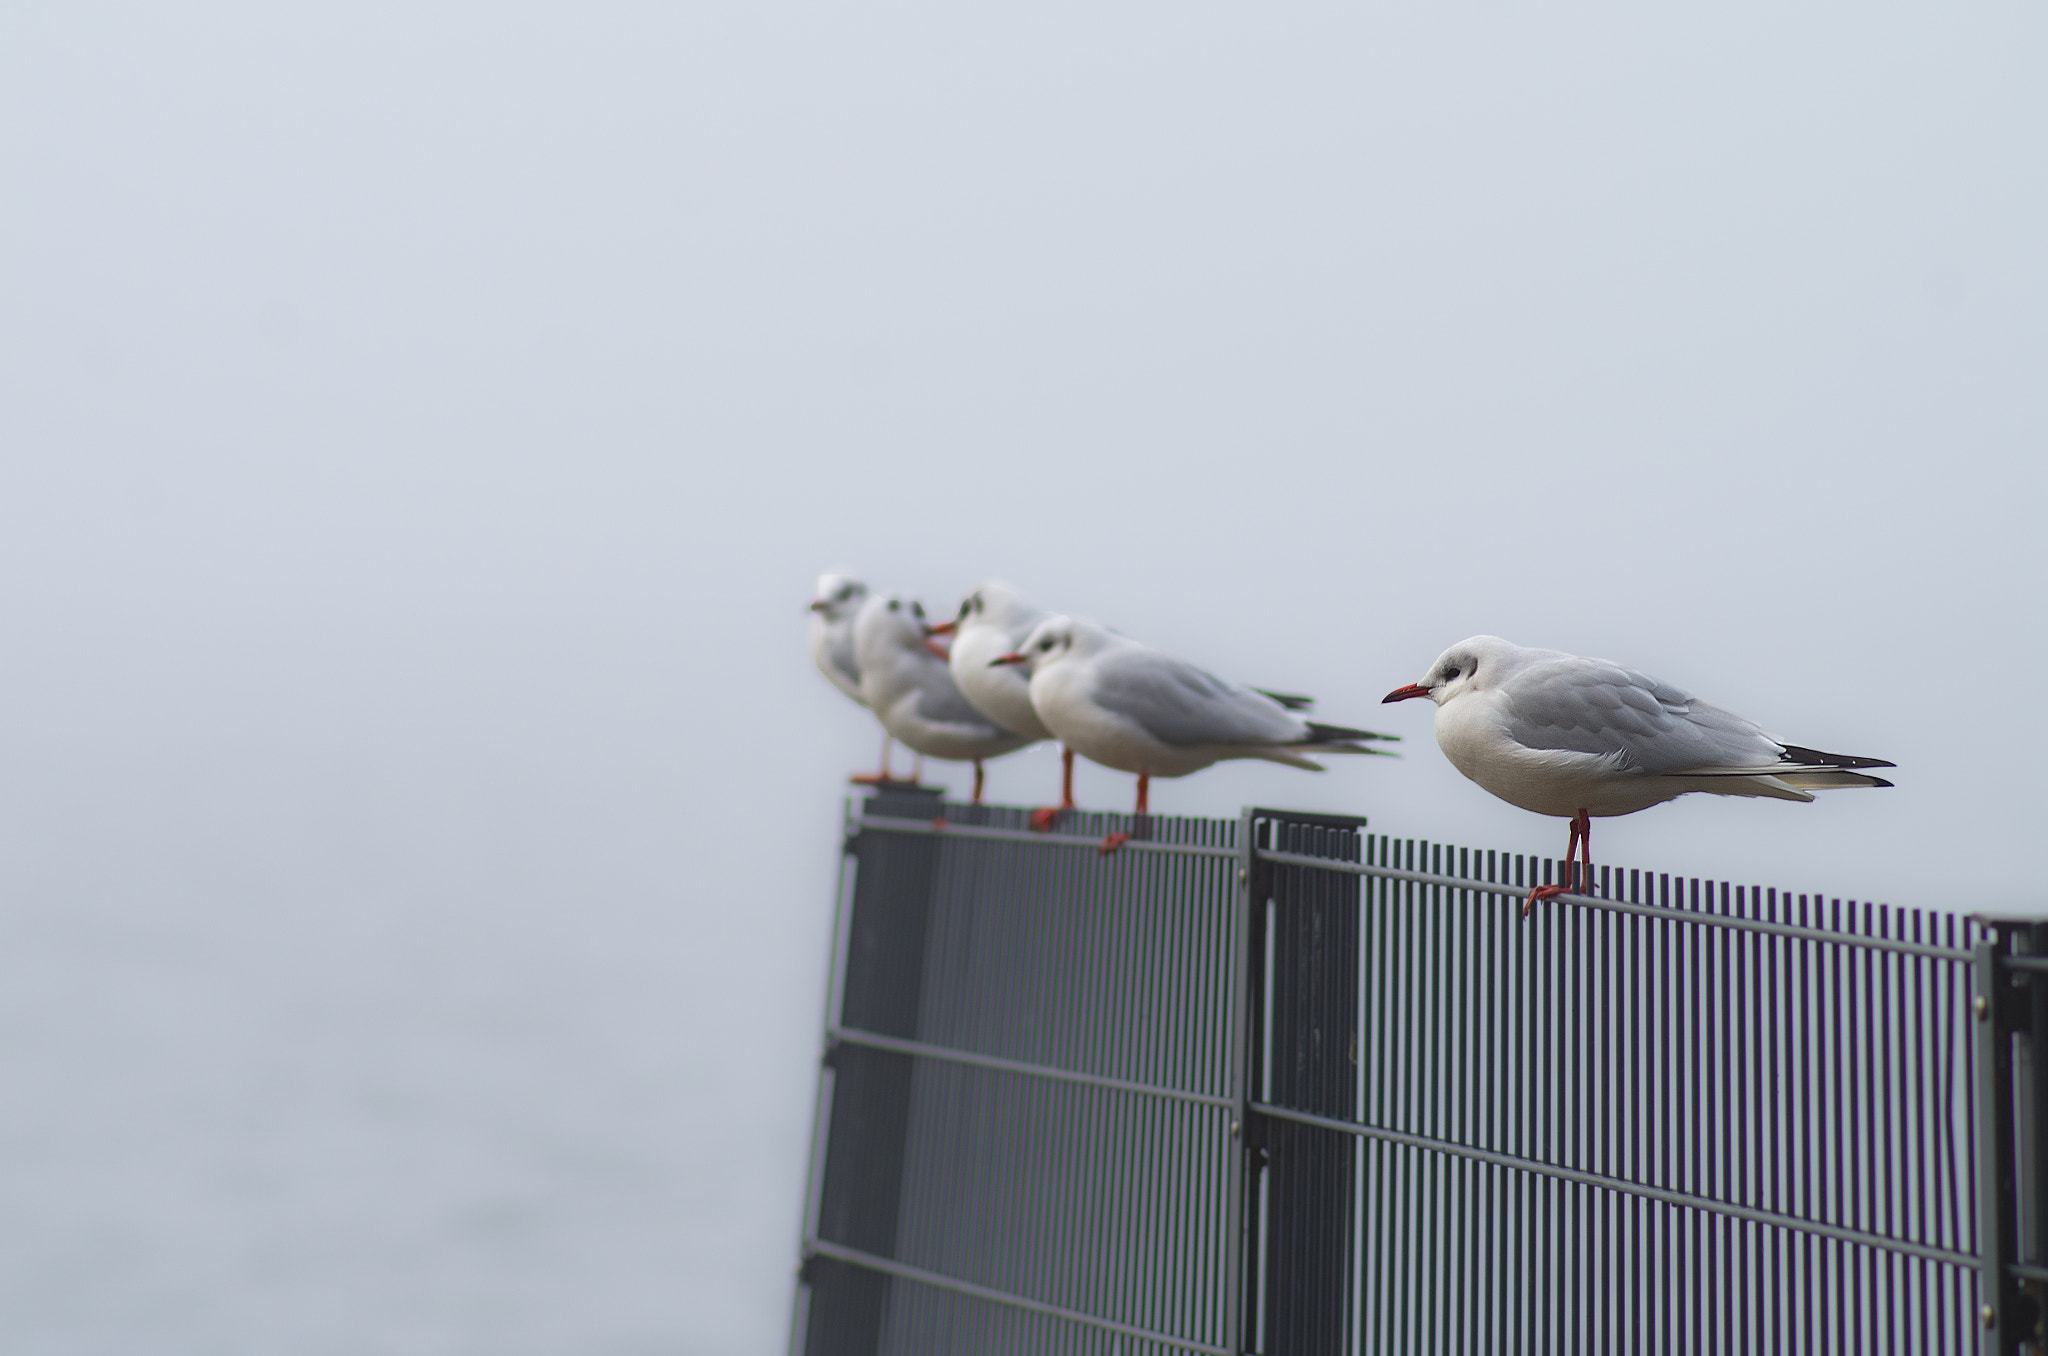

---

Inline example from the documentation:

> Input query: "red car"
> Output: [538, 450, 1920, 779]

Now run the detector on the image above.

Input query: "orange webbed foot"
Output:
[1098, 832, 1130, 856]
[1523, 883, 1568, 918]
[1029, 807, 1060, 833]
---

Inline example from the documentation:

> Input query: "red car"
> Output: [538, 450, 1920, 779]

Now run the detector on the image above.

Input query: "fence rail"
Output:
[791, 788, 2048, 1355]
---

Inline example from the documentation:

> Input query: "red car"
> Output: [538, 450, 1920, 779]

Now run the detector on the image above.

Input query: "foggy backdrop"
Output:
[1, 3, 2041, 1352]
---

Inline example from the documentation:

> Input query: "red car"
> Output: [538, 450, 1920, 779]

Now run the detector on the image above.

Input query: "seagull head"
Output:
[1384, 636, 1516, 706]
[991, 614, 1085, 675]
[856, 592, 948, 659]
[939, 579, 1036, 638]
[809, 571, 868, 620]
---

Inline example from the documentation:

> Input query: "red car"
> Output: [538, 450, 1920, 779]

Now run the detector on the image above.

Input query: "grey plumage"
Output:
[1093, 654, 1311, 748]
[1498, 652, 1892, 783]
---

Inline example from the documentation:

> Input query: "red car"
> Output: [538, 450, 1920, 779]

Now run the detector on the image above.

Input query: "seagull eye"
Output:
[886, 600, 899, 611]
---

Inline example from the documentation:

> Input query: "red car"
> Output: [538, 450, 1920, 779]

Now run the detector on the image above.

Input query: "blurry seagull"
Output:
[855, 592, 1037, 803]
[996, 615, 1398, 852]
[809, 571, 899, 782]
[929, 581, 1076, 831]
[1383, 636, 1895, 914]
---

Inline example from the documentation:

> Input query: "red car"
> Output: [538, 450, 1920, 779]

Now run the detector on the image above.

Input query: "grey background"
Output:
[1, 2, 2040, 1352]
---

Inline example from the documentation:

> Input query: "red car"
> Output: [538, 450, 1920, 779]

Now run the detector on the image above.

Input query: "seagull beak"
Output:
[1382, 683, 1433, 704]
[923, 639, 950, 659]
[924, 620, 957, 636]
[989, 652, 1027, 667]
[807, 599, 829, 613]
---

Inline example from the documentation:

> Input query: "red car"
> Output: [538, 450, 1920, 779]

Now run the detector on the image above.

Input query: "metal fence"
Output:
[791, 788, 2048, 1355]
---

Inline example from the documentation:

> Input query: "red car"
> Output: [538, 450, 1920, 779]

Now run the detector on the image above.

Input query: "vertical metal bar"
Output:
[1223, 807, 1257, 1356]
[2025, 922, 2048, 1348]
[1975, 931, 2016, 1354]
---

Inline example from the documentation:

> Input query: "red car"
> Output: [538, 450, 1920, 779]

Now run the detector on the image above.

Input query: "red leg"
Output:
[1578, 812, 1592, 892]
[1031, 747, 1077, 832]
[971, 761, 985, 805]
[1523, 809, 1589, 917]
[1101, 772, 1149, 855]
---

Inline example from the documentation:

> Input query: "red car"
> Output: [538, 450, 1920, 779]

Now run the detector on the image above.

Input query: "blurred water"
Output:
[0, 841, 795, 1356]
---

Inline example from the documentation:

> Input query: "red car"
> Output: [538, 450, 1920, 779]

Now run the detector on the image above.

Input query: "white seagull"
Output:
[808, 571, 898, 781]
[1382, 635, 1895, 913]
[928, 581, 1076, 831]
[855, 592, 1036, 802]
[997, 615, 1398, 852]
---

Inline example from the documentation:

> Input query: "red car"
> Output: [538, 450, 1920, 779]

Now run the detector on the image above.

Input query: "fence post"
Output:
[1248, 808, 1365, 1356]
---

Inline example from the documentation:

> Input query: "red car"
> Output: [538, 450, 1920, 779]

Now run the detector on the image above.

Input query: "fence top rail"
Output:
[845, 796, 1968, 960]
[849, 813, 1239, 860]
[1253, 846, 1974, 962]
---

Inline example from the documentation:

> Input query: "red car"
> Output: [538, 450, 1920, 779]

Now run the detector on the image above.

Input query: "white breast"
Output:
[950, 625, 1052, 740]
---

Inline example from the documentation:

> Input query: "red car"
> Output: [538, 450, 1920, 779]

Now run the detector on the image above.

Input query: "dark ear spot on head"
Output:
[886, 599, 899, 611]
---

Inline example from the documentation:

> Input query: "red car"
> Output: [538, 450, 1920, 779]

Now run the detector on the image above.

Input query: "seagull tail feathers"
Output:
[1302, 722, 1401, 744]
[1776, 743, 1896, 771]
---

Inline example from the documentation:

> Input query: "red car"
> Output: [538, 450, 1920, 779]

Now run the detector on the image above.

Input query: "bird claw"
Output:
[1098, 832, 1131, 856]
[1522, 883, 1568, 918]
[1029, 807, 1060, 833]
[931, 818, 948, 831]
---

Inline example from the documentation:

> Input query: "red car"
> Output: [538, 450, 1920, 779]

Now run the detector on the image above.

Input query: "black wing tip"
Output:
[1778, 743, 1897, 771]
[1254, 688, 1315, 711]
[1304, 722, 1401, 744]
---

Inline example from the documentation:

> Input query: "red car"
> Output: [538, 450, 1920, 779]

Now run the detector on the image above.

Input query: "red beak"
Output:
[1382, 683, 1433, 704]
[925, 619, 957, 636]
[989, 652, 1027, 666]
[924, 639, 950, 659]
[807, 599, 829, 613]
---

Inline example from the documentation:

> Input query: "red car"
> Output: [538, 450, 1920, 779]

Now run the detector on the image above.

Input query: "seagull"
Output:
[928, 581, 1076, 832]
[809, 571, 900, 782]
[854, 592, 1037, 803]
[997, 615, 1399, 853]
[1382, 635, 1895, 914]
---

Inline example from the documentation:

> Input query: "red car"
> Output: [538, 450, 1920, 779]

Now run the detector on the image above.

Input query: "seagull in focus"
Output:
[809, 571, 902, 782]
[1382, 635, 1895, 914]
[855, 592, 1037, 803]
[929, 581, 1077, 831]
[997, 615, 1398, 852]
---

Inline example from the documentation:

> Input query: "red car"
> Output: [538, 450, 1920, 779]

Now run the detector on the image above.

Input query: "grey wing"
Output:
[1092, 650, 1305, 747]
[911, 663, 1020, 736]
[1502, 658, 1783, 773]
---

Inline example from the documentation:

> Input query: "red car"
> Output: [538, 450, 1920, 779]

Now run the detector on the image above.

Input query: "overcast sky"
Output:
[1, 3, 2042, 1352]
